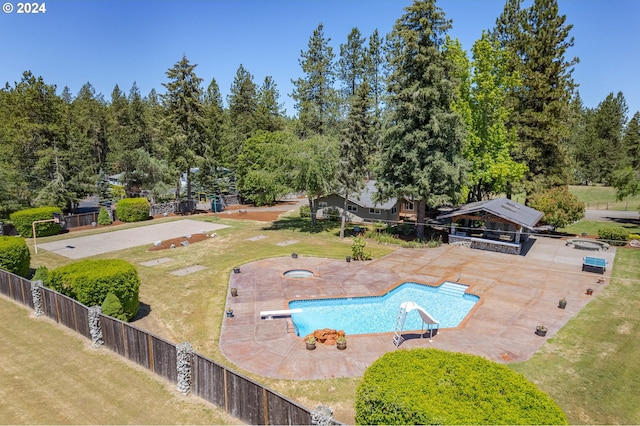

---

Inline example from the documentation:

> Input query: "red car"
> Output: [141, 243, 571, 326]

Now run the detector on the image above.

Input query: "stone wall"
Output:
[449, 234, 521, 255]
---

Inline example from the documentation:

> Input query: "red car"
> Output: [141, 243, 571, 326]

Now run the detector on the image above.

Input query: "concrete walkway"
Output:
[220, 237, 615, 380]
[38, 219, 229, 259]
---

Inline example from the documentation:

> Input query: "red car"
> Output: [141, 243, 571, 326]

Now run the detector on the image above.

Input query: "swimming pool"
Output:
[289, 281, 479, 336]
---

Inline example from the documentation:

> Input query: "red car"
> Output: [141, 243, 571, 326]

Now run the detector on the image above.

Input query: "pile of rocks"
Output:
[306, 328, 346, 346]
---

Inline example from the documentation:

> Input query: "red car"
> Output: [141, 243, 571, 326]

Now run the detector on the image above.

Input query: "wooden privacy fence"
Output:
[63, 211, 100, 229]
[0, 268, 333, 425]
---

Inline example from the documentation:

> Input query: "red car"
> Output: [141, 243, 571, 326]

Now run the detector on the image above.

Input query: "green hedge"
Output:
[0, 237, 31, 278]
[47, 259, 140, 321]
[9, 207, 63, 238]
[597, 226, 630, 246]
[116, 198, 150, 223]
[356, 348, 567, 425]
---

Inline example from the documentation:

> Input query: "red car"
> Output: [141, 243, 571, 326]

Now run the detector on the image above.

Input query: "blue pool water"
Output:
[289, 282, 479, 336]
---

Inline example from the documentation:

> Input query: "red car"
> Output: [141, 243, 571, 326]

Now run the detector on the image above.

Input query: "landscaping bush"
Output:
[299, 205, 311, 218]
[598, 226, 630, 246]
[9, 207, 63, 237]
[356, 348, 568, 425]
[528, 187, 585, 228]
[115, 198, 150, 223]
[101, 292, 128, 321]
[351, 236, 371, 260]
[32, 265, 49, 282]
[47, 259, 140, 321]
[0, 236, 30, 278]
[97, 207, 112, 225]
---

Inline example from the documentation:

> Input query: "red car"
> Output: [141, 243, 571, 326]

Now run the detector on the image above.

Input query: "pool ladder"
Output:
[393, 305, 408, 348]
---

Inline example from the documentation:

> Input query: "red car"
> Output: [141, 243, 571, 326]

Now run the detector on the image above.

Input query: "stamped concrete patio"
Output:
[220, 237, 615, 380]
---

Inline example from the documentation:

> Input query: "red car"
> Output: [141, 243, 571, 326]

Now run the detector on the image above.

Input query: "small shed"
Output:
[436, 198, 543, 255]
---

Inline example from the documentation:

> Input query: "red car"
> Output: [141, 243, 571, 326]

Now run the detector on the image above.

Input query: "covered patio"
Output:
[437, 198, 544, 255]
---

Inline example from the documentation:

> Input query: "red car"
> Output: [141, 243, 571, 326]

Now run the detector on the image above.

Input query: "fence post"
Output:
[30, 280, 44, 316]
[311, 405, 334, 425]
[176, 342, 193, 395]
[88, 306, 104, 346]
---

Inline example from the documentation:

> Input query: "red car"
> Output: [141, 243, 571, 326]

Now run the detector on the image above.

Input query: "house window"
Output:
[318, 201, 328, 210]
[369, 208, 381, 215]
[403, 201, 414, 211]
[391, 206, 398, 214]
[347, 205, 358, 212]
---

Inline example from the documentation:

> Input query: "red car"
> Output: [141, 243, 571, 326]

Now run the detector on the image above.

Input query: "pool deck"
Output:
[220, 237, 615, 380]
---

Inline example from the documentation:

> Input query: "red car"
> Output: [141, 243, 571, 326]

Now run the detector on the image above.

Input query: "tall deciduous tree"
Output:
[447, 33, 527, 202]
[236, 131, 295, 206]
[377, 0, 467, 239]
[291, 135, 338, 226]
[338, 81, 372, 238]
[162, 55, 206, 199]
[291, 23, 339, 138]
[492, 0, 578, 195]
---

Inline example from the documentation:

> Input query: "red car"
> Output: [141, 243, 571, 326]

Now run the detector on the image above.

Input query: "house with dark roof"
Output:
[316, 180, 401, 224]
[436, 198, 544, 255]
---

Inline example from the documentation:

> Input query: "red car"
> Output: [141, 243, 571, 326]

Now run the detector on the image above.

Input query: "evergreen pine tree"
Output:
[161, 55, 206, 199]
[492, 0, 578, 195]
[256, 76, 285, 132]
[291, 23, 339, 138]
[338, 81, 372, 238]
[377, 0, 467, 239]
[227, 64, 259, 158]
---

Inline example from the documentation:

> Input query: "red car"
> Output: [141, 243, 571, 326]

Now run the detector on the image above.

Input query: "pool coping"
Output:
[219, 237, 616, 380]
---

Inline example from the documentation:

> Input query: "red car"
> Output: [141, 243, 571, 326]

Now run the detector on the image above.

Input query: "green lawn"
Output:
[560, 220, 640, 237]
[569, 185, 640, 211]
[13, 210, 640, 424]
[0, 297, 240, 425]
[510, 248, 640, 424]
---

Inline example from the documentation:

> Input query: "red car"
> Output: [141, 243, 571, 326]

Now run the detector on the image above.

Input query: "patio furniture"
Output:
[582, 256, 606, 274]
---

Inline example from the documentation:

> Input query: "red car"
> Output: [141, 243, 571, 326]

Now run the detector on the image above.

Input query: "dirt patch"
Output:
[148, 233, 211, 251]
[215, 210, 284, 222]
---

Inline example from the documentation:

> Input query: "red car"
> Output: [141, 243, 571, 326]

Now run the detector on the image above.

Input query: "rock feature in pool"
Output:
[283, 269, 314, 278]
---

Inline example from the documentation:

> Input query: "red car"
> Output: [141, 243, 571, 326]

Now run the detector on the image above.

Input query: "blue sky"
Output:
[1, 0, 638, 117]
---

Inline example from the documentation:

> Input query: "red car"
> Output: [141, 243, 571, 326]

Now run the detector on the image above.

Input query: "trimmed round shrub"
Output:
[0, 236, 31, 278]
[47, 259, 140, 321]
[9, 207, 63, 238]
[97, 206, 112, 225]
[101, 292, 128, 321]
[356, 348, 567, 425]
[116, 198, 150, 223]
[598, 226, 630, 246]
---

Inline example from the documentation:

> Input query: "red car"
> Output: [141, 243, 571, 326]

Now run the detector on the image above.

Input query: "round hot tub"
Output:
[283, 269, 314, 278]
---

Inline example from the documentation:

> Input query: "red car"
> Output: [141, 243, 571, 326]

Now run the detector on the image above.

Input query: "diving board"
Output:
[260, 308, 302, 320]
[582, 256, 606, 274]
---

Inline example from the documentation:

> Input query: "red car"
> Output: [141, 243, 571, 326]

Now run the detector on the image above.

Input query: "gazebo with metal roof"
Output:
[436, 198, 544, 255]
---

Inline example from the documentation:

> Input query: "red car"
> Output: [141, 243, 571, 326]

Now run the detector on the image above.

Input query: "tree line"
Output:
[1, 0, 639, 237]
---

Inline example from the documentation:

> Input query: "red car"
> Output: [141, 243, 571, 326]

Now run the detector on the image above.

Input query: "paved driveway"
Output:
[220, 237, 615, 380]
[38, 219, 228, 259]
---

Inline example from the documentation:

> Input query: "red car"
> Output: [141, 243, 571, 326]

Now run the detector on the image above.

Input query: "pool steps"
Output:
[438, 282, 468, 298]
